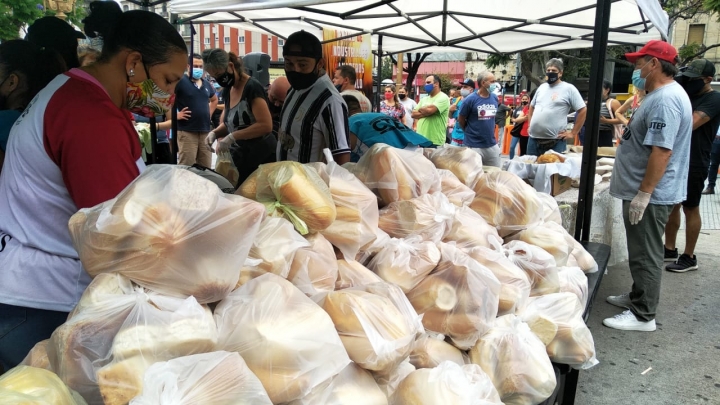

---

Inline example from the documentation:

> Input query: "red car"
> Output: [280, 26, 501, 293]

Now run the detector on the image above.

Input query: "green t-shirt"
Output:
[415, 92, 450, 145]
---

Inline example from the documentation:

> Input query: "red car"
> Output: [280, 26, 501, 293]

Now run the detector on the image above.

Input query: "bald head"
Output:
[269, 76, 291, 107]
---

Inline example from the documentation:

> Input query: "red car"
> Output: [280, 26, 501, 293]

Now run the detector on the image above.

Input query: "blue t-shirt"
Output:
[451, 99, 465, 141]
[174, 76, 215, 132]
[349, 113, 434, 162]
[458, 92, 498, 148]
[0, 109, 22, 152]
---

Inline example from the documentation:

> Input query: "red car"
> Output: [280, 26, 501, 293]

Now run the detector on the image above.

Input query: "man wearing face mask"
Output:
[173, 53, 218, 167]
[458, 71, 502, 167]
[527, 58, 586, 156]
[449, 79, 475, 146]
[333, 65, 372, 113]
[268, 76, 290, 139]
[278, 30, 350, 164]
[412, 74, 450, 146]
[605, 40, 693, 332]
[662, 59, 720, 273]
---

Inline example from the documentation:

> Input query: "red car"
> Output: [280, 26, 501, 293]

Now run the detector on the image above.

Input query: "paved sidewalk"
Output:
[575, 230, 720, 405]
[679, 191, 720, 230]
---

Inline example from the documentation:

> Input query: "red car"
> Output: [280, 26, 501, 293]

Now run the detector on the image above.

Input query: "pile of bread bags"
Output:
[1, 144, 599, 405]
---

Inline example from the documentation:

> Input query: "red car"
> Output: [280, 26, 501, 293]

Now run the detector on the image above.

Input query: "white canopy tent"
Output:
[170, 0, 668, 54]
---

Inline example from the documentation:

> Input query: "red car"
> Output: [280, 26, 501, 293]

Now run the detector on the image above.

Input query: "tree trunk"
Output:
[521, 52, 543, 87]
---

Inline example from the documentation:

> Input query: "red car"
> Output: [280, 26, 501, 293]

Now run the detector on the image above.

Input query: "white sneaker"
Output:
[606, 293, 631, 309]
[603, 310, 656, 331]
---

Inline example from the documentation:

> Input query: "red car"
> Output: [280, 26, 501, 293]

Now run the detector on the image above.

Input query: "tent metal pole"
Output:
[376, 35, 383, 112]
[386, 3, 441, 43]
[340, 0, 395, 19]
[574, 0, 612, 241]
[448, 14, 476, 36]
[441, 0, 448, 43]
[514, 52, 520, 97]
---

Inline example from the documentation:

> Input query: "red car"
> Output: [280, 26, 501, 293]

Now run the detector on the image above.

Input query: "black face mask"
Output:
[215, 66, 235, 88]
[521, 101, 528, 105]
[286, 62, 320, 90]
[682, 78, 706, 97]
[334, 84, 342, 92]
[268, 102, 282, 116]
[546, 72, 559, 84]
[398, 93, 407, 100]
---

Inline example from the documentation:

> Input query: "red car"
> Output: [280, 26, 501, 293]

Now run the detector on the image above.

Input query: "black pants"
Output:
[146, 143, 172, 165]
[519, 136, 529, 156]
[230, 134, 278, 186]
[0, 303, 68, 373]
[598, 129, 614, 147]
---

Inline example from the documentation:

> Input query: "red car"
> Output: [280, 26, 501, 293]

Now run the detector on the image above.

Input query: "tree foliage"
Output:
[388, 52, 432, 95]
[0, 0, 44, 41]
[379, 56, 394, 81]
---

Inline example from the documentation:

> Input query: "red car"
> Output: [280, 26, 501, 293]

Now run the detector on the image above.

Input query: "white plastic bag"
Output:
[423, 147, 484, 187]
[289, 362, 388, 405]
[469, 315, 557, 405]
[391, 361, 502, 405]
[336, 259, 385, 290]
[69, 165, 265, 303]
[288, 232, 339, 296]
[436, 169, 475, 207]
[20, 340, 51, 371]
[214, 273, 350, 403]
[443, 205, 502, 250]
[504, 240, 560, 297]
[320, 161, 380, 260]
[130, 351, 272, 405]
[409, 333, 465, 369]
[351, 143, 440, 207]
[372, 359, 415, 398]
[378, 193, 455, 243]
[558, 266, 589, 308]
[367, 236, 441, 293]
[536, 192, 562, 225]
[407, 243, 501, 350]
[248, 217, 311, 278]
[519, 293, 598, 370]
[505, 225, 573, 267]
[543, 222, 599, 274]
[356, 228, 392, 265]
[214, 151, 240, 186]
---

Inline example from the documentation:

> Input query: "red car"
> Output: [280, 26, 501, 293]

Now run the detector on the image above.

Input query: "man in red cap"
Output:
[606, 40, 693, 331]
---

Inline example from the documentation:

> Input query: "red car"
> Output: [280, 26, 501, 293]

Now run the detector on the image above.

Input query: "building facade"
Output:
[671, 13, 720, 79]
[197, 23, 283, 62]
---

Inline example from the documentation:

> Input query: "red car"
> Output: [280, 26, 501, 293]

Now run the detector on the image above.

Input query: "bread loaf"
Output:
[288, 362, 387, 405]
[20, 340, 51, 371]
[436, 169, 475, 206]
[409, 334, 465, 369]
[464, 245, 531, 315]
[536, 192, 563, 225]
[288, 232, 339, 295]
[372, 359, 415, 398]
[97, 356, 150, 405]
[215, 153, 240, 186]
[470, 171, 543, 236]
[237, 167, 260, 199]
[443, 205, 502, 250]
[535, 153, 562, 164]
[424, 147, 484, 187]
[0, 365, 81, 405]
[368, 237, 441, 293]
[506, 225, 573, 267]
[558, 266, 589, 308]
[336, 259, 384, 290]
[504, 240, 560, 296]
[378, 192, 454, 243]
[249, 216, 311, 278]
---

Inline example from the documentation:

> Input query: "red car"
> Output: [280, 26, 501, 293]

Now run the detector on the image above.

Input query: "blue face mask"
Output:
[192, 68, 204, 80]
[631, 60, 652, 91]
[424, 83, 435, 93]
[489, 83, 501, 93]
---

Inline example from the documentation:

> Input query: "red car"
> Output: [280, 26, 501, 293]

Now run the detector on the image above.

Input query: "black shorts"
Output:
[682, 169, 708, 208]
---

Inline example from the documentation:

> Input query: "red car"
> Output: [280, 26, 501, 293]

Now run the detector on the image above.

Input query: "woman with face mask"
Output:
[510, 94, 531, 158]
[203, 49, 275, 186]
[598, 79, 623, 147]
[379, 85, 405, 122]
[397, 85, 417, 129]
[0, 2, 188, 371]
[0, 41, 66, 173]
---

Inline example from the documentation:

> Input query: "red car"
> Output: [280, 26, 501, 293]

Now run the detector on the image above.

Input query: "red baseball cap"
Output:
[625, 40, 678, 64]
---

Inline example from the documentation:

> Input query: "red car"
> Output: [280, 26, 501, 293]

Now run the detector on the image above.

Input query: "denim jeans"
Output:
[509, 136, 520, 159]
[707, 138, 720, 188]
[0, 303, 68, 372]
[527, 137, 567, 156]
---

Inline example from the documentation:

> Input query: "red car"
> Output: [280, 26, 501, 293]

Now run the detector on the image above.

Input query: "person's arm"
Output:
[614, 98, 633, 126]
[526, 105, 534, 125]
[228, 98, 273, 140]
[208, 93, 218, 116]
[513, 110, 527, 124]
[157, 107, 191, 130]
[692, 111, 713, 131]
[565, 107, 586, 139]
[334, 152, 351, 165]
[458, 115, 467, 130]
[640, 146, 673, 193]
[457, 98, 470, 130]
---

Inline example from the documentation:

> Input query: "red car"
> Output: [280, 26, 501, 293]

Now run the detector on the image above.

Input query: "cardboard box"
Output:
[551, 174, 571, 196]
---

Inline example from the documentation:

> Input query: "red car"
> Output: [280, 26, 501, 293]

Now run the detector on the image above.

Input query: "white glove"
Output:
[205, 131, 217, 150]
[216, 134, 235, 154]
[629, 191, 651, 225]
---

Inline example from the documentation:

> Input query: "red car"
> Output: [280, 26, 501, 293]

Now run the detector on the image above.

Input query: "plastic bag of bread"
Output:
[236, 167, 259, 199]
[469, 314, 556, 405]
[289, 362, 388, 405]
[367, 236, 441, 293]
[129, 351, 272, 405]
[372, 359, 415, 398]
[304, 161, 330, 185]
[237, 258, 267, 288]
[519, 293, 598, 369]
[443, 205, 502, 250]
[248, 217, 311, 278]
[390, 361, 502, 405]
[544, 222, 599, 273]
[288, 232, 339, 295]
[464, 244, 531, 316]
[536, 192, 562, 225]
[317, 282, 421, 372]
[48, 274, 218, 405]
[351, 143, 440, 207]
[504, 240, 560, 297]
[215, 273, 350, 403]
[321, 161, 380, 260]
[423, 146, 484, 187]
[336, 259, 385, 290]
[469, 171, 544, 236]
[69, 165, 265, 304]
[409, 333, 465, 369]
[436, 169, 475, 206]
[558, 266, 589, 308]
[0, 365, 86, 405]
[407, 243, 501, 349]
[214, 151, 240, 187]
[20, 340, 51, 371]
[505, 225, 573, 267]
[379, 193, 455, 243]
[356, 228, 392, 265]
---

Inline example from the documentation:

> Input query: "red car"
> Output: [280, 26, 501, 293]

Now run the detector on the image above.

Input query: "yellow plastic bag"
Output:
[0, 366, 86, 405]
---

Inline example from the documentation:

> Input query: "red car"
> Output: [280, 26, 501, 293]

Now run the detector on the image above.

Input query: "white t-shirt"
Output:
[400, 97, 418, 128]
[529, 81, 585, 139]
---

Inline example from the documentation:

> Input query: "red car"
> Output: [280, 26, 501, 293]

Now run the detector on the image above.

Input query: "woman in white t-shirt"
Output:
[397, 85, 417, 129]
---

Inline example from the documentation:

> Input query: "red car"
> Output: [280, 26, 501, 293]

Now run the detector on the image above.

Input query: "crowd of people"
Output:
[0, 0, 719, 373]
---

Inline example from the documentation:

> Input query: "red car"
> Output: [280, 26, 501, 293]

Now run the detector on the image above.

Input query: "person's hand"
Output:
[206, 131, 217, 150]
[449, 104, 457, 113]
[558, 131, 572, 139]
[216, 134, 235, 154]
[177, 107, 191, 120]
[629, 191, 651, 225]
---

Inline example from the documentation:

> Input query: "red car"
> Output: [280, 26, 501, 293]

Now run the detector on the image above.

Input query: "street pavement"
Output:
[575, 226, 720, 404]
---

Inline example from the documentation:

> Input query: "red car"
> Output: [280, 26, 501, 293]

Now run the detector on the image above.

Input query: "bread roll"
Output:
[535, 153, 562, 164]
[507, 225, 573, 267]
[424, 147, 484, 187]
[464, 245, 531, 315]
[503, 240, 560, 297]
[409, 334, 465, 369]
[436, 169, 475, 206]
[391, 362, 502, 405]
[372, 359, 415, 398]
[470, 171, 543, 236]
[407, 243, 500, 350]
[237, 167, 260, 199]
[0, 365, 80, 405]
[289, 362, 387, 405]
[378, 193, 454, 243]
[368, 237, 441, 293]
[536, 192, 563, 225]
[443, 205, 502, 250]
[336, 259, 384, 290]
[97, 356, 150, 405]
[288, 232, 339, 295]
[249, 216, 310, 278]
[558, 266, 589, 308]
[20, 340, 51, 371]
[215, 155, 240, 186]
[215, 273, 350, 403]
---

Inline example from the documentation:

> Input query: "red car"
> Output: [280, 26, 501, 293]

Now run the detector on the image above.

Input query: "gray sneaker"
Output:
[606, 293, 631, 309]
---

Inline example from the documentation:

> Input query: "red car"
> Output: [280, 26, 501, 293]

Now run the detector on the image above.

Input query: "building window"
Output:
[224, 36, 230, 44]
[239, 36, 245, 44]
[688, 24, 705, 45]
[278, 39, 284, 46]
[204, 38, 210, 45]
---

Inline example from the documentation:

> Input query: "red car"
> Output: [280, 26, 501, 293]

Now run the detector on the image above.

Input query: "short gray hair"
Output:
[477, 70, 493, 84]
[546, 58, 564, 71]
[202, 48, 230, 72]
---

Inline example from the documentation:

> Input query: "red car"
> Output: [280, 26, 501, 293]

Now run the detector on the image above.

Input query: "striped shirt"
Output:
[277, 75, 350, 163]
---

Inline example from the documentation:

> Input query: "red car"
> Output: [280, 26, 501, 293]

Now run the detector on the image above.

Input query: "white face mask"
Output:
[460, 88, 472, 97]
